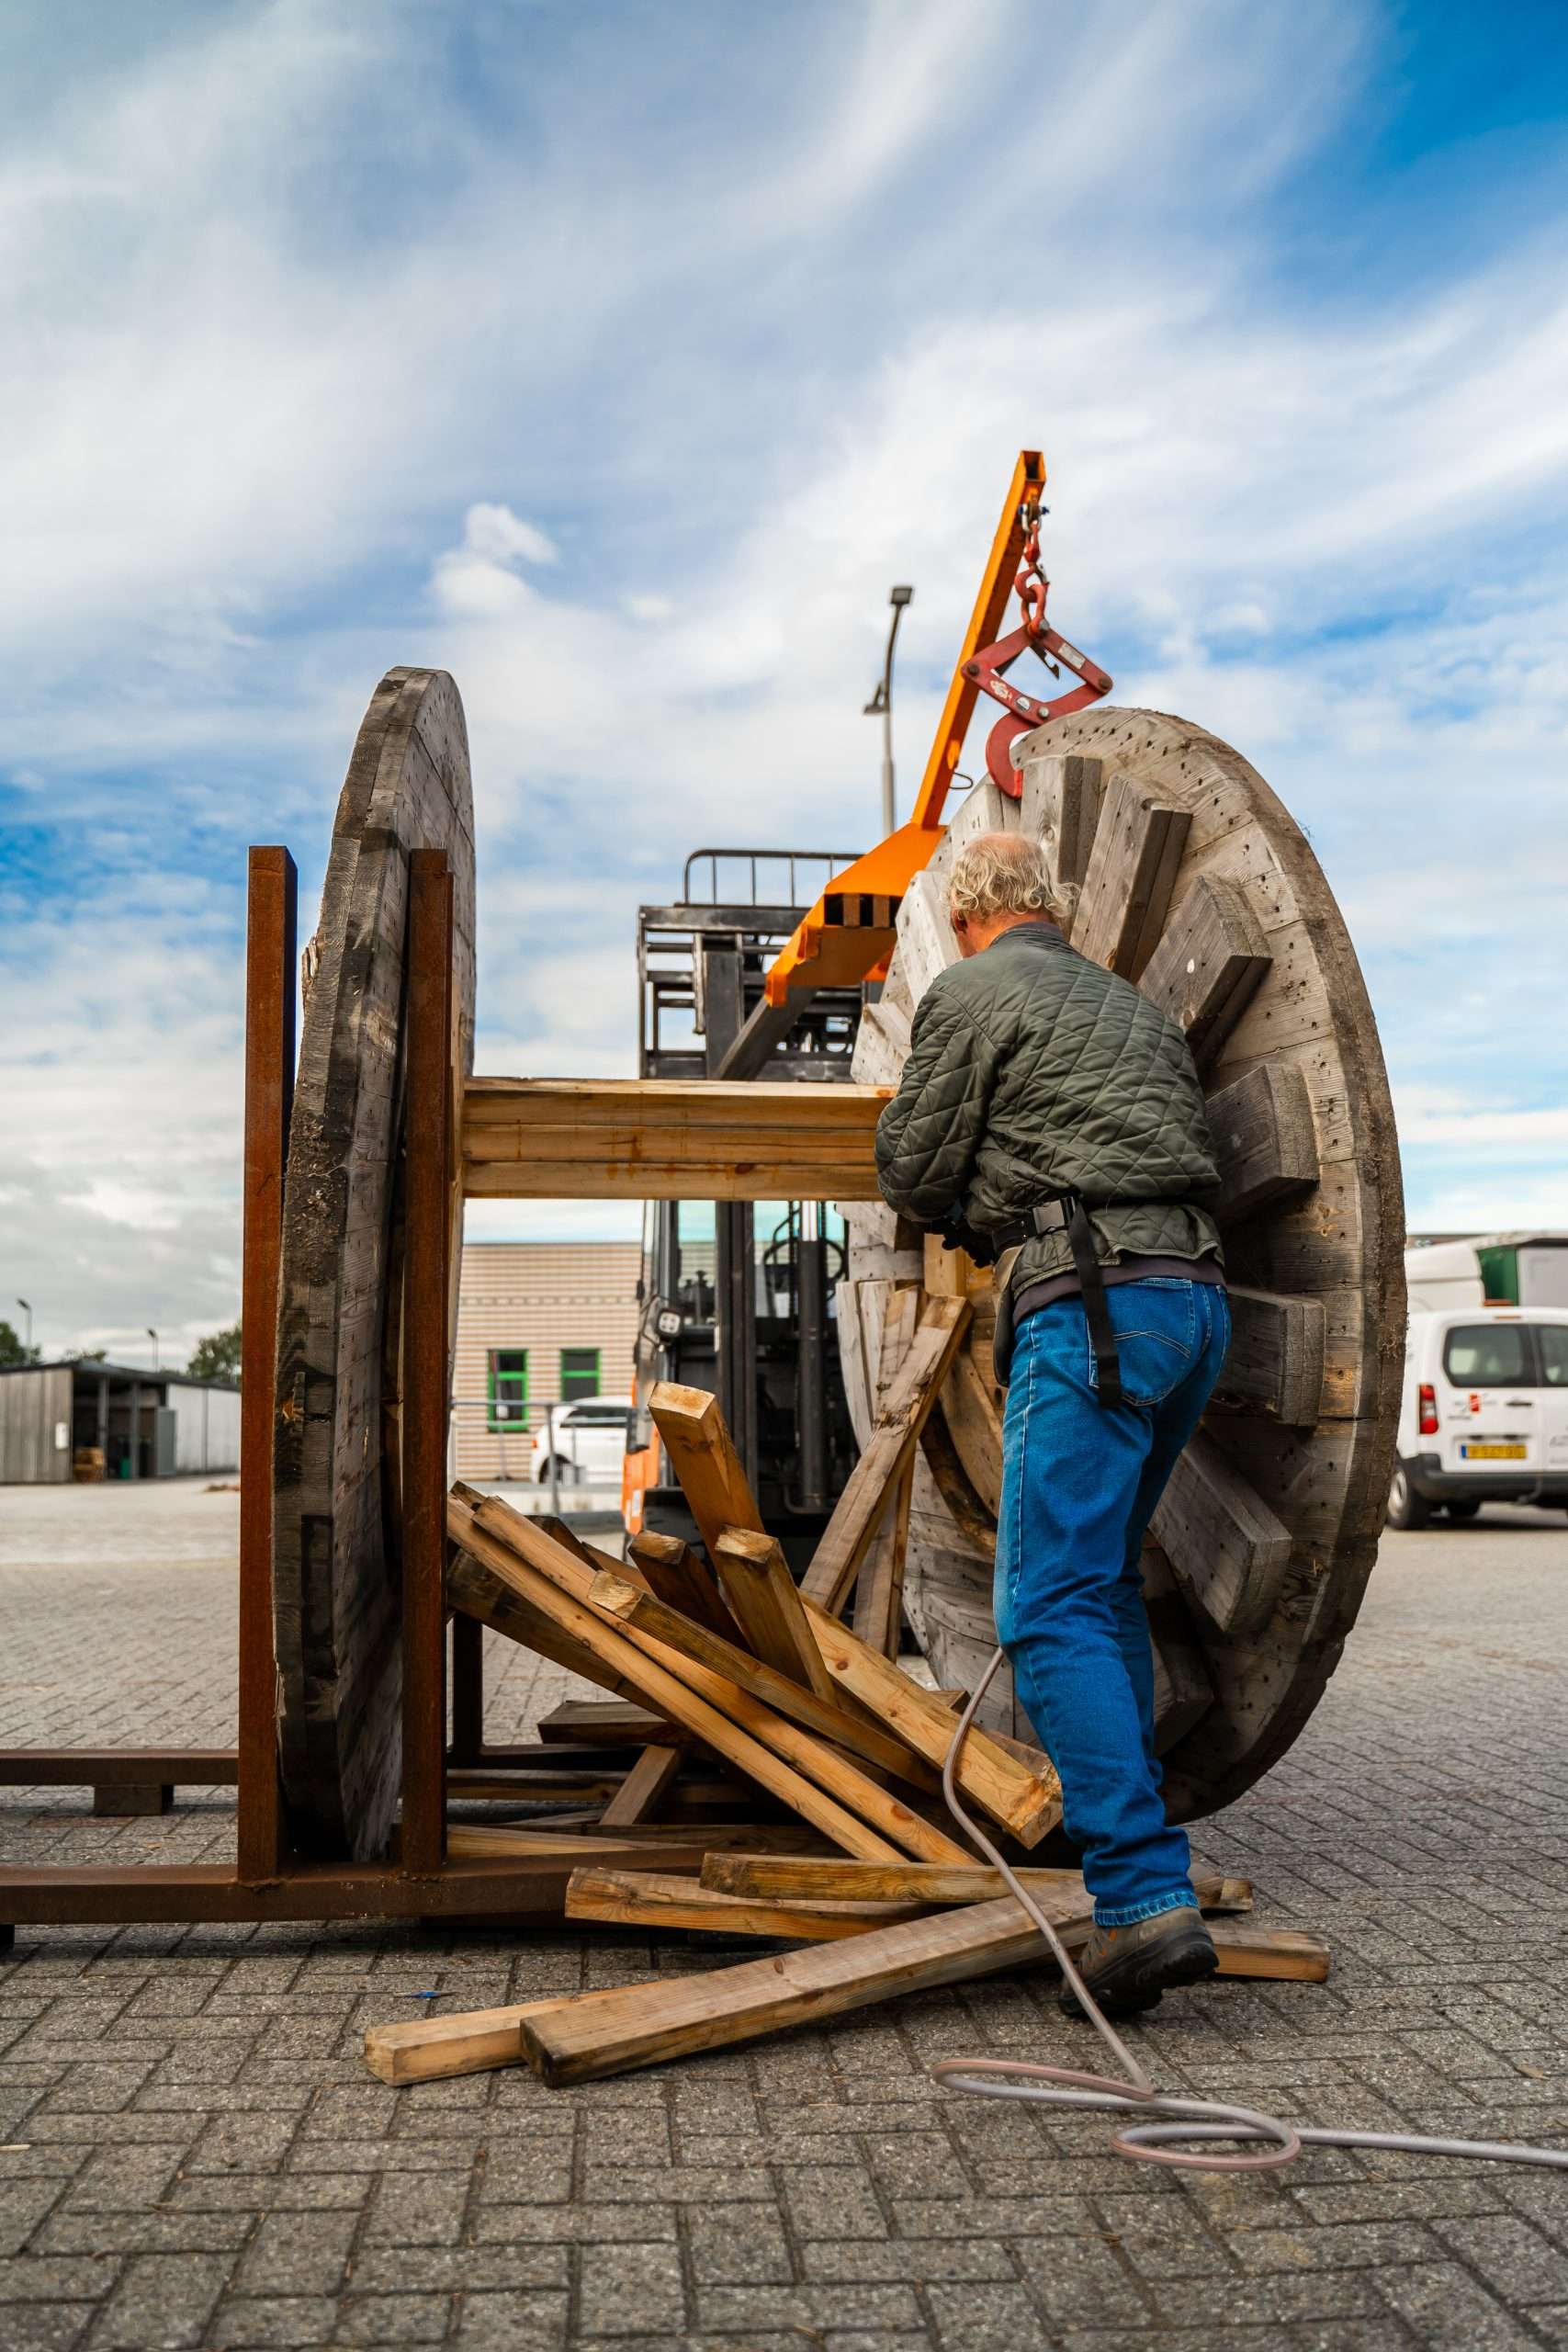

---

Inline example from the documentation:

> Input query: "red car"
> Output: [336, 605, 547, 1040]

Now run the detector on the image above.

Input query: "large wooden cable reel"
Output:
[272, 668, 476, 1861]
[843, 707, 1406, 1821]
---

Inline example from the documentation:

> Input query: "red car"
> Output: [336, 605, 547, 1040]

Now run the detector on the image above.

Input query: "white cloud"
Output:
[5, 0, 1568, 1340]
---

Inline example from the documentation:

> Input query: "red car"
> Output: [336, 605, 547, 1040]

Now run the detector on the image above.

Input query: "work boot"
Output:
[1061, 1905, 1217, 2018]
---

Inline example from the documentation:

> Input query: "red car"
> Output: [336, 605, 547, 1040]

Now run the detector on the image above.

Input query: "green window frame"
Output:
[559, 1347, 601, 1402]
[487, 1348, 529, 1431]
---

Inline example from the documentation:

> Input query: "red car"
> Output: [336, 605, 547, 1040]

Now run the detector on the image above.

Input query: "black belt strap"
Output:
[992, 1191, 1124, 1408]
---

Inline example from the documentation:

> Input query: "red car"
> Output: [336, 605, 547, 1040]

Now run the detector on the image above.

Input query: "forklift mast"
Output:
[626, 848, 871, 1566]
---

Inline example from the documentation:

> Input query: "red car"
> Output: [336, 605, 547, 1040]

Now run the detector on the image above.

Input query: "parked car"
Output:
[1387, 1306, 1568, 1528]
[534, 1400, 635, 1487]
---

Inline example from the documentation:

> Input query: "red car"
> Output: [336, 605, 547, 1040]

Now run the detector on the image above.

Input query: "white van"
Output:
[1387, 1306, 1568, 1527]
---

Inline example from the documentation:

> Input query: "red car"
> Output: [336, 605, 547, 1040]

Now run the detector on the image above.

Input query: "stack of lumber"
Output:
[366, 1366, 1332, 2090]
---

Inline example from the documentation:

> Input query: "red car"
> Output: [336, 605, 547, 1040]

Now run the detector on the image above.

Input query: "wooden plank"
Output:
[462, 1077, 888, 1202]
[1140, 1544, 1214, 1752]
[713, 1530, 838, 1700]
[1071, 770, 1191, 978]
[564, 1867, 926, 1941]
[627, 1529, 741, 1645]
[449, 1498, 964, 1862]
[445, 1826, 796, 1863]
[588, 1569, 942, 1792]
[703, 1854, 1251, 1912]
[801, 1599, 1061, 1849]
[649, 1382, 766, 1557]
[1138, 874, 1271, 1070]
[852, 1460, 913, 1659]
[1016, 752, 1104, 896]
[536, 1700, 689, 1747]
[800, 1296, 971, 1614]
[599, 1745, 683, 1828]
[518, 1892, 1084, 2086]
[367, 1998, 570, 2086]
[1149, 1429, 1294, 1636]
[1205, 1062, 1320, 1225]
[448, 1552, 647, 1701]
[1216, 1287, 1326, 1427]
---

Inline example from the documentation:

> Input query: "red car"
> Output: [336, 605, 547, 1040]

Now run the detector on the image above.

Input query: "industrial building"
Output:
[452, 1238, 640, 1482]
[0, 1362, 241, 1485]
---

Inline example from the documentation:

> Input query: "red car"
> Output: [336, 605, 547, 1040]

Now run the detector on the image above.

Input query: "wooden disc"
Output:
[842, 708, 1405, 1821]
[273, 669, 476, 1860]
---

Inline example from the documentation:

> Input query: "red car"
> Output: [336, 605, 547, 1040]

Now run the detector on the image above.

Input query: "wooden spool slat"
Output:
[272, 669, 476, 1860]
[843, 708, 1405, 1820]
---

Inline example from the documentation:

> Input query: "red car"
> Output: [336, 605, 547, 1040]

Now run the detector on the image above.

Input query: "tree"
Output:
[0, 1319, 39, 1368]
[187, 1322, 243, 1384]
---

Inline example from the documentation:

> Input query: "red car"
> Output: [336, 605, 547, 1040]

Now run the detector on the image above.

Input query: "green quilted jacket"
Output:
[874, 922, 1222, 1290]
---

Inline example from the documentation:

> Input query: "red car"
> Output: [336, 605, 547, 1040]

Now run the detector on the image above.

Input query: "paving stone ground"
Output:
[2, 1479, 1567, 2350]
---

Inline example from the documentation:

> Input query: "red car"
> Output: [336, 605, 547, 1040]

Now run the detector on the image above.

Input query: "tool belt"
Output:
[985, 1193, 1124, 1405]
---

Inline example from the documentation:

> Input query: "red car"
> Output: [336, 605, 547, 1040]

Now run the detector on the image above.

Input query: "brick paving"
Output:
[2, 1480, 1567, 2349]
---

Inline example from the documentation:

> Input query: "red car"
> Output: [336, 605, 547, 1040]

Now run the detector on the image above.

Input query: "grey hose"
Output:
[932, 1647, 1568, 2175]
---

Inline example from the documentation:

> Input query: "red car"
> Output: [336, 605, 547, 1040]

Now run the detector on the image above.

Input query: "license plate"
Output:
[1460, 1442, 1527, 1461]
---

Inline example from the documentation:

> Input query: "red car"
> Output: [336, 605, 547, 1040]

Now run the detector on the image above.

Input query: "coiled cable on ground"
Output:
[932, 1647, 1568, 2176]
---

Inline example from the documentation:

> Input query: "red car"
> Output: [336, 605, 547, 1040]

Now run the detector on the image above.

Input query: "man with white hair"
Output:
[874, 830, 1228, 2016]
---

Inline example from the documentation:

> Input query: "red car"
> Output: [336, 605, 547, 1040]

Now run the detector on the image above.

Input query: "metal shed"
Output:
[0, 1363, 241, 1485]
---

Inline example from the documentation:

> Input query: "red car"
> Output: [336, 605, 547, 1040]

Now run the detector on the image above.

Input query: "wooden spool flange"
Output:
[273, 669, 476, 1860]
[842, 708, 1406, 1821]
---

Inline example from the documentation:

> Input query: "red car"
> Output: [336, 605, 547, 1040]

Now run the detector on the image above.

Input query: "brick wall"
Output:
[451, 1239, 642, 1482]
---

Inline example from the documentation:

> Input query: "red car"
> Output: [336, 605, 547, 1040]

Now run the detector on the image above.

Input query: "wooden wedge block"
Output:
[588, 1568, 940, 1792]
[800, 1295, 971, 1614]
[1140, 1543, 1214, 1753]
[564, 1867, 927, 1941]
[1149, 1429, 1294, 1636]
[1139, 874, 1270, 1070]
[702, 1854, 1252, 1913]
[599, 1744, 683, 1827]
[802, 1597, 1062, 1849]
[518, 1892, 1085, 2086]
[627, 1528, 741, 1645]
[449, 1498, 966, 1863]
[1205, 1062, 1320, 1225]
[713, 1530, 838, 1699]
[1071, 772, 1191, 978]
[1214, 1286, 1326, 1428]
[1016, 752, 1104, 895]
[649, 1382, 766, 1558]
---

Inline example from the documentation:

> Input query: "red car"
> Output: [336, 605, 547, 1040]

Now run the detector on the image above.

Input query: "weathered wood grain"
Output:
[1139, 873, 1271, 1069]
[1070, 770, 1191, 977]
[1150, 1429, 1294, 1636]
[273, 668, 475, 1860]
[1205, 1062, 1320, 1224]
[1216, 1287, 1326, 1427]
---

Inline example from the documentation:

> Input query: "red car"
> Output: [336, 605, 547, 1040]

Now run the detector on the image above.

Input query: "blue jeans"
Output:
[994, 1278, 1231, 1926]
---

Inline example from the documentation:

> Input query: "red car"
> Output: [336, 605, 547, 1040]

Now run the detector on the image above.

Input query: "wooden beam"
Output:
[1215, 1287, 1326, 1427]
[518, 1892, 1085, 2086]
[462, 1076, 887, 1200]
[367, 1999, 570, 2086]
[851, 1460, 913, 1660]
[1205, 1062, 1319, 1224]
[713, 1529, 837, 1700]
[448, 1551, 645, 1701]
[1139, 875, 1271, 1070]
[598, 1745, 683, 1828]
[1140, 1544, 1214, 1752]
[1070, 772, 1192, 978]
[588, 1569, 942, 1792]
[702, 1854, 1251, 1911]
[801, 1599, 1061, 1849]
[648, 1382, 766, 1557]
[449, 1497, 966, 1863]
[564, 1867, 926, 1941]
[1150, 1430, 1293, 1636]
[536, 1700, 689, 1747]
[800, 1295, 971, 1614]
[626, 1529, 741, 1645]
[1017, 752, 1104, 896]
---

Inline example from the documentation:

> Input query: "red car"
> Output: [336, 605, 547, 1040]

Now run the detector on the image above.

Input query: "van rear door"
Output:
[1436, 1319, 1539, 1475]
[1534, 1322, 1568, 1478]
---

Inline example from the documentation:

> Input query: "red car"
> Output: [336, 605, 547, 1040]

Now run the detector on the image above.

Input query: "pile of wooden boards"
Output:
[365, 1361, 1331, 2091]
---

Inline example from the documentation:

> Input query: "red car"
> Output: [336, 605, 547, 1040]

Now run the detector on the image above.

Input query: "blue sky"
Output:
[2, 0, 1566, 1360]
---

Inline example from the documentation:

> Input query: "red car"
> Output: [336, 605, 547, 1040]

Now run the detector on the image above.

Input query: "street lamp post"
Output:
[864, 583, 914, 835]
[16, 1299, 31, 1355]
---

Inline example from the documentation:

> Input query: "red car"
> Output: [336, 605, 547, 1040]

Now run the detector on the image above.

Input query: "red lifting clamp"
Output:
[963, 498, 1112, 796]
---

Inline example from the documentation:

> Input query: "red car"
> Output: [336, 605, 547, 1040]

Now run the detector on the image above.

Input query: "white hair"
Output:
[948, 831, 1072, 926]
